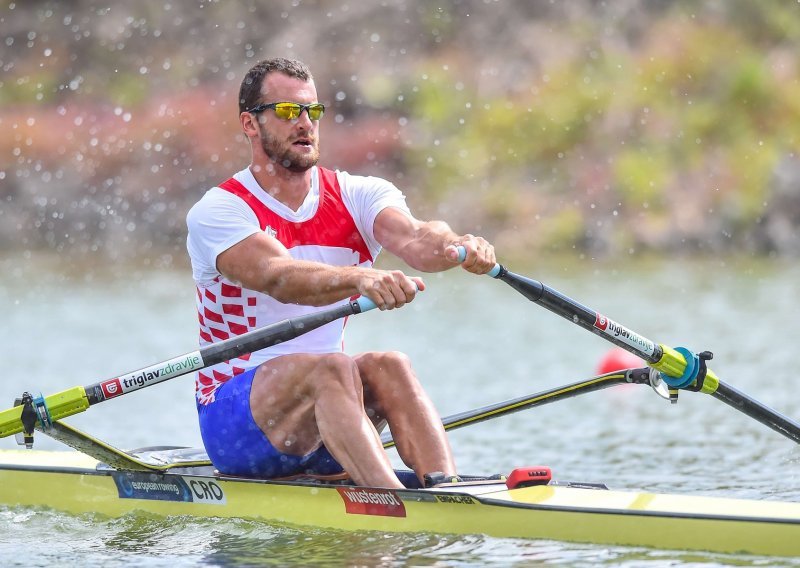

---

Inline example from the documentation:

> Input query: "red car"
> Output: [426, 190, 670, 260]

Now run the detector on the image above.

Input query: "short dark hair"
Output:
[238, 58, 313, 114]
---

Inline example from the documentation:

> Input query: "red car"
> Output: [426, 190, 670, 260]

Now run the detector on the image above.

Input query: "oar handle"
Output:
[455, 246, 502, 278]
[352, 295, 379, 312]
[350, 281, 421, 312]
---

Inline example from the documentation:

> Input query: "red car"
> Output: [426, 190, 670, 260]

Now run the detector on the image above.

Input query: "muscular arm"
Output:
[216, 231, 420, 309]
[374, 207, 495, 273]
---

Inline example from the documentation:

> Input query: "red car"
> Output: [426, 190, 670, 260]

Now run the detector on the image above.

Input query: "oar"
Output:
[0, 295, 381, 445]
[456, 248, 800, 444]
[381, 367, 639, 448]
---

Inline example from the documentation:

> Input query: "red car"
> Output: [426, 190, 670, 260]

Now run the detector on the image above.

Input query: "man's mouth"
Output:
[292, 138, 313, 147]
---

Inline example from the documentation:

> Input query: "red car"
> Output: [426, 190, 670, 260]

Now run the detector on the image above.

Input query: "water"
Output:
[2, 253, 800, 566]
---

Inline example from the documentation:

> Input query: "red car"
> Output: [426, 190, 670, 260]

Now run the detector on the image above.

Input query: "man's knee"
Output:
[312, 353, 362, 395]
[317, 352, 359, 374]
[359, 351, 413, 375]
[359, 351, 425, 403]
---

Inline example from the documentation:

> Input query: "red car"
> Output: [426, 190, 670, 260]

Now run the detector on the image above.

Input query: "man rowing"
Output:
[186, 57, 496, 488]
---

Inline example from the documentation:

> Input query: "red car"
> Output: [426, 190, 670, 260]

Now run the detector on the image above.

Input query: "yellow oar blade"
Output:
[0, 387, 89, 438]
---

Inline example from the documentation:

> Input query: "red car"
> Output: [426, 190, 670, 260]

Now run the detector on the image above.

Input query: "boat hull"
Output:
[1, 450, 799, 557]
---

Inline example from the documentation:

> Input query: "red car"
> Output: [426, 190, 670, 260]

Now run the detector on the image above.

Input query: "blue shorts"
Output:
[197, 366, 344, 478]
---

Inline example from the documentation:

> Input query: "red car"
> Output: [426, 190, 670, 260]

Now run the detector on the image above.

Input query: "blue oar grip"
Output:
[659, 346, 700, 389]
[355, 296, 377, 312]
[455, 246, 501, 278]
[355, 282, 421, 313]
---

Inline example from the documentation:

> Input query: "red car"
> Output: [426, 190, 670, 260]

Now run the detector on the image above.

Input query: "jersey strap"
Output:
[218, 167, 373, 263]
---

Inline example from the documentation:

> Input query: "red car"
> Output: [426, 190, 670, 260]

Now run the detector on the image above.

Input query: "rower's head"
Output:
[239, 57, 322, 173]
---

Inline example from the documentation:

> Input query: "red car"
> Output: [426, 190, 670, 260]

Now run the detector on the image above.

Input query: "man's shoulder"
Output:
[186, 184, 255, 230]
[326, 167, 397, 194]
[192, 169, 252, 201]
[191, 169, 254, 208]
[188, 186, 233, 213]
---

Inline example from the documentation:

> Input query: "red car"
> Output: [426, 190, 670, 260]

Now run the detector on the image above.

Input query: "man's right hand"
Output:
[356, 268, 424, 311]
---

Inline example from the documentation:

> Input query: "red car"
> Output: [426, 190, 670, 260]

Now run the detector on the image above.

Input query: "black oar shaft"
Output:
[83, 299, 367, 406]
[497, 268, 663, 364]
[492, 264, 800, 446]
[200, 303, 356, 367]
[712, 382, 800, 444]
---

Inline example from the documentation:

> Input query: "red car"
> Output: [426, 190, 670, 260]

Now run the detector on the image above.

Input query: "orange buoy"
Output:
[596, 347, 643, 375]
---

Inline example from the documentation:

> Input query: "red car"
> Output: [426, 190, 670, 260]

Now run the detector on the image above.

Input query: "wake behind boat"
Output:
[2, 258, 800, 557]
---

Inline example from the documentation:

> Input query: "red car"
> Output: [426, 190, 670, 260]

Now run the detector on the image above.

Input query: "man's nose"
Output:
[294, 109, 314, 128]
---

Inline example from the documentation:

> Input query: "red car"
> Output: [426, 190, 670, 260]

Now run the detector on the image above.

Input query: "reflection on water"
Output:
[2, 253, 800, 566]
[203, 525, 469, 567]
[3, 508, 798, 568]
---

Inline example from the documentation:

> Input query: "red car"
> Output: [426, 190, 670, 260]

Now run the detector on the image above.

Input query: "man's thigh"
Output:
[198, 361, 344, 477]
[249, 352, 353, 455]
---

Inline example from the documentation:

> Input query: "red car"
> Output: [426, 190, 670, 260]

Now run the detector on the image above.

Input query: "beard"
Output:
[257, 123, 320, 173]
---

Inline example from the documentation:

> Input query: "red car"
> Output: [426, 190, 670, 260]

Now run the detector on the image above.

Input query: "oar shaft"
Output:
[712, 382, 800, 444]
[381, 369, 637, 448]
[490, 266, 721, 393]
[456, 247, 663, 364]
[83, 298, 370, 405]
[0, 297, 376, 439]
[496, 268, 662, 364]
[466, 250, 800, 446]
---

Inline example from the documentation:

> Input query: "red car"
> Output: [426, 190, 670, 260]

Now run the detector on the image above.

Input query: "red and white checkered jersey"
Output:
[186, 165, 412, 404]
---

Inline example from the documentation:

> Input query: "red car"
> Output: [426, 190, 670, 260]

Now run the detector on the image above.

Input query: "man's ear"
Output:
[240, 111, 259, 138]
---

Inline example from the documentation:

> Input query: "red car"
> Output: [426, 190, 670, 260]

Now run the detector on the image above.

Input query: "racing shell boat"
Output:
[1, 431, 799, 557]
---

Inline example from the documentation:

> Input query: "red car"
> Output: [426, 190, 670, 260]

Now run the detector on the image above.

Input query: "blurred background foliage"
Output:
[2, 0, 800, 266]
